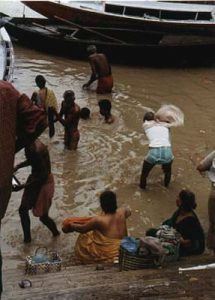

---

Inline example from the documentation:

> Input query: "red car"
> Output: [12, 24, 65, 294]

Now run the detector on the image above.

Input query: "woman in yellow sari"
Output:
[62, 191, 131, 264]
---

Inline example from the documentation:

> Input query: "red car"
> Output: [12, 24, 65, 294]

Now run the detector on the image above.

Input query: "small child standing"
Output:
[55, 90, 80, 150]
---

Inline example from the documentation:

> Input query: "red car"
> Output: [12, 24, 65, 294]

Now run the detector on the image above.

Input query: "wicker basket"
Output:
[25, 247, 62, 275]
[119, 246, 160, 271]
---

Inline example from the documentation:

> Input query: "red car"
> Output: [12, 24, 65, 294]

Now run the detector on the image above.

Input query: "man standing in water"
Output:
[0, 80, 47, 296]
[82, 45, 113, 94]
[14, 139, 60, 243]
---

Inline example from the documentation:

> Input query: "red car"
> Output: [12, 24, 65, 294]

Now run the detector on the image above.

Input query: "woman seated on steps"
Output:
[62, 190, 131, 264]
[147, 189, 205, 257]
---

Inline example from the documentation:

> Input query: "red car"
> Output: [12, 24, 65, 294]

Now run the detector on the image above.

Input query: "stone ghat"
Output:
[2, 253, 215, 300]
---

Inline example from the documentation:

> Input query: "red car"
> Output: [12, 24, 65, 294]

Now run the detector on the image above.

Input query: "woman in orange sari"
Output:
[62, 191, 131, 264]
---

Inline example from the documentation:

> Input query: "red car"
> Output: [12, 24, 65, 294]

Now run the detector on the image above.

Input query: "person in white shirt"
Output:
[140, 111, 174, 189]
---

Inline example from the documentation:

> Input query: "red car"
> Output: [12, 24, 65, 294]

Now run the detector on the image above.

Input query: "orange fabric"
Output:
[97, 75, 113, 94]
[74, 230, 121, 265]
[63, 216, 93, 226]
[62, 216, 93, 232]
[62, 216, 121, 264]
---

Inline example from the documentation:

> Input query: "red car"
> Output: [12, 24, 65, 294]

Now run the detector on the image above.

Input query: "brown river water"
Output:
[1, 1, 215, 269]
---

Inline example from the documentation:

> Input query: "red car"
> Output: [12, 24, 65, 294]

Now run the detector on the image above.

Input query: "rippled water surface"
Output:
[1, 1, 215, 268]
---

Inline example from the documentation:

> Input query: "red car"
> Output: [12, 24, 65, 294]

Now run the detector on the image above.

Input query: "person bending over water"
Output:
[82, 45, 113, 94]
[140, 105, 184, 189]
[140, 111, 173, 189]
[62, 190, 131, 264]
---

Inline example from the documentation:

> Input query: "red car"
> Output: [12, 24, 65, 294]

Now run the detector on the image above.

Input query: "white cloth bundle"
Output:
[155, 104, 184, 127]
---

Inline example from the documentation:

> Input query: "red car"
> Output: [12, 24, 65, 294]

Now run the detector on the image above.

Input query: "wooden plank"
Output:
[54, 15, 127, 44]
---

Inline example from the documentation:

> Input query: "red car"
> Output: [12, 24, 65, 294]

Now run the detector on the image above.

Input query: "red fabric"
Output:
[16, 94, 47, 152]
[0, 80, 47, 220]
[0, 81, 20, 189]
[21, 173, 54, 217]
[97, 75, 113, 94]
[32, 174, 54, 217]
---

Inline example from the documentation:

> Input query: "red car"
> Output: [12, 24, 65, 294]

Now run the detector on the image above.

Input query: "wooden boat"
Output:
[2, 15, 215, 65]
[22, 1, 215, 36]
[0, 26, 14, 81]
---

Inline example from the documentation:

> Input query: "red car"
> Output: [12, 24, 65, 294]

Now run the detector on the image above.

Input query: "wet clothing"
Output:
[145, 147, 173, 165]
[21, 173, 54, 217]
[97, 75, 113, 94]
[163, 209, 205, 256]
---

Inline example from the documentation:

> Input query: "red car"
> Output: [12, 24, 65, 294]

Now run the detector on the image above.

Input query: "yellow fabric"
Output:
[45, 89, 58, 112]
[74, 230, 121, 265]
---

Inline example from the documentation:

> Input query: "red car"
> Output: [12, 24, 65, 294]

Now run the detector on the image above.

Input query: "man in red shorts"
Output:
[82, 45, 113, 94]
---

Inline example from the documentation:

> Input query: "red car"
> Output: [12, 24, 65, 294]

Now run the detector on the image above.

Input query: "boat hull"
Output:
[3, 17, 215, 66]
[22, 1, 215, 36]
[0, 27, 14, 81]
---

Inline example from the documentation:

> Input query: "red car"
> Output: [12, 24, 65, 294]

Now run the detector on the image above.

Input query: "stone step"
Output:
[2, 254, 215, 299]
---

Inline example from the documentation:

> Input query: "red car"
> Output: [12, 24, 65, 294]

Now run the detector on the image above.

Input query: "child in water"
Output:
[98, 99, 114, 124]
[55, 90, 80, 150]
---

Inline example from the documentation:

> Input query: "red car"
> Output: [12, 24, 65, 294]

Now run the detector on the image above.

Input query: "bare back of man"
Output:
[90, 53, 111, 78]
[83, 46, 113, 94]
